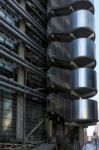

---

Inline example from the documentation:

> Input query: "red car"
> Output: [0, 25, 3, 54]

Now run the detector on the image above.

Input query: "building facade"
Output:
[0, 0, 98, 149]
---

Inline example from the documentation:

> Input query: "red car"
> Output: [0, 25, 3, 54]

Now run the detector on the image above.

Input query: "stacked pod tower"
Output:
[47, 0, 98, 124]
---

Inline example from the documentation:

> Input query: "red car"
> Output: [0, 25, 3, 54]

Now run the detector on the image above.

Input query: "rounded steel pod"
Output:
[47, 41, 70, 67]
[47, 10, 95, 40]
[72, 99, 98, 124]
[70, 38, 96, 68]
[71, 10, 94, 31]
[47, 67, 71, 91]
[72, 68, 97, 98]
[47, 93, 72, 121]
[47, 38, 96, 68]
[47, 0, 94, 16]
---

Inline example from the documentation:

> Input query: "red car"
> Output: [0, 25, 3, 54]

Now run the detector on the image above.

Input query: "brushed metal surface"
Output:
[47, 67, 71, 91]
[47, 38, 96, 68]
[47, 93, 72, 121]
[71, 10, 95, 30]
[47, 10, 95, 36]
[47, 0, 94, 14]
[72, 68, 97, 98]
[47, 67, 97, 98]
[72, 99, 98, 123]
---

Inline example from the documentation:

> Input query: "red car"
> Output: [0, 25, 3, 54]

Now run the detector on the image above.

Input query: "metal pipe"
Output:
[29, 0, 47, 16]
[0, 0, 46, 40]
[0, 44, 45, 78]
[0, 75, 46, 100]
[0, 17, 46, 57]
[26, 1, 47, 24]
[6, 0, 46, 36]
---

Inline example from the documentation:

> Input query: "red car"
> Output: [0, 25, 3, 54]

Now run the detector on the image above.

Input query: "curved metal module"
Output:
[47, 0, 94, 16]
[72, 99, 98, 124]
[47, 93, 72, 121]
[47, 10, 95, 42]
[47, 67, 71, 92]
[47, 67, 97, 98]
[47, 38, 96, 68]
[47, 0, 98, 126]
[72, 68, 97, 98]
[70, 38, 96, 68]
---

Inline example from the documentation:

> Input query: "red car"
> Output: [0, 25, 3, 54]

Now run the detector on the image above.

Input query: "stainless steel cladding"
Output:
[47, 0, 94, 14]
[47, 93, 72, 121]
[47, 0, 97, 126]
[70, 38, 96, 68]
[72, 99, 98, 123]
[47, 38, 96, 68]
[47, 67, 97, 98]
[47, 10, 95, 38]
[72, 68, 97, 98]
[47, 67, 71, 91]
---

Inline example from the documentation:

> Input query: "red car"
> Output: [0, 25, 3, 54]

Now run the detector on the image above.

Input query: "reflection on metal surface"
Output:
[47, 93, 72, 121]
[47, 0, 94, 15]
[47, 10, 95, 39]
[72, 99, 98, 123]
[47, 38, 96, 68]
[47, 67, 71, 91]
[47, 67, 97, 98]
[72, 68, 97, 98]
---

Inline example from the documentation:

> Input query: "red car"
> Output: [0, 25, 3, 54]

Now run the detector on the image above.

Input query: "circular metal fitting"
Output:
[72, 99, 98, 124]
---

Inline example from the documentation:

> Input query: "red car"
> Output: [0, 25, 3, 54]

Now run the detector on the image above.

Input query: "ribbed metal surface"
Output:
[0, 87, 16, 140]
[72, 99, 98, 123]
[47, 10, 95, 37]
[47, 93, 72, 121]
[47, 0, 97, 143]
[72, 68, 97, 98]
[47, 67, 97, 98]
[25, 97, 46, 141]
[47, 38, 96, 68]
[0, 0, 47, 142]
[47, 67, 71, 92]
[47, 0, 94, 15]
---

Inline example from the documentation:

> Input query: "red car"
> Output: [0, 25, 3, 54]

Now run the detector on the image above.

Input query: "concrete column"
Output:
[49, 120, 53, 137]
[79, 127, 84, 149]
[16, 0, 26, 140]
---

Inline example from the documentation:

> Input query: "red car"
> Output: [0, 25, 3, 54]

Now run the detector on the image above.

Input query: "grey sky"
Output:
[94, 0, 99, 107]
[87, 0, 99, 136]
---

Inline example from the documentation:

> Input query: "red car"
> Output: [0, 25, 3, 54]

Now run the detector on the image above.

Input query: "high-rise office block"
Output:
[0, 0, 98, 149]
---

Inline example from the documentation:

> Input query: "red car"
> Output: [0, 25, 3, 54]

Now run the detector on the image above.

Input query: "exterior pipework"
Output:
[0, 0, 47, 142]
[0, 0, 46, 39]
[5, 0, 46, 36]
[0, 17, 46, 57]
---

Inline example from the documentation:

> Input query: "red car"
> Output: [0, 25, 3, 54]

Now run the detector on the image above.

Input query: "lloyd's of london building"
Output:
[0, 0, 98, 149]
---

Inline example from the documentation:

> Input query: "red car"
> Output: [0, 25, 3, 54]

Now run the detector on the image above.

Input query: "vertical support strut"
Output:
[16, 0, 26, 140]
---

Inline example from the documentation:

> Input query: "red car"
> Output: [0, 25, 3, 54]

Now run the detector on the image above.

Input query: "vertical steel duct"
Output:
[47, 0, 98, 124]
